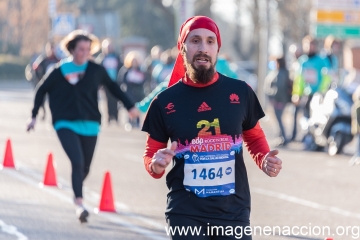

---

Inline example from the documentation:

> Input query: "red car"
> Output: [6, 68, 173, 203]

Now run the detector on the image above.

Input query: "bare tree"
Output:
[2, 0, 12, 53]
[275, 0, 312, 50]
[232, 0, 259, 61]
[195, 0, 212, 17]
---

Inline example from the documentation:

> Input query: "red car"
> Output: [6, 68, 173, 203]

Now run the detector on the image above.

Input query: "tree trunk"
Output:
[195, 0, 212, 17]
[232, 0, 259, 61]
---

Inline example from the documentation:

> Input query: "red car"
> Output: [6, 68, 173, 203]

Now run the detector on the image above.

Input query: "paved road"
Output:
[1, 80, 359, 240]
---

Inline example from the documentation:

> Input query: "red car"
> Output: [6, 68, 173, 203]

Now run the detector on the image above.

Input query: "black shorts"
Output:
[166, 215, 252, 240]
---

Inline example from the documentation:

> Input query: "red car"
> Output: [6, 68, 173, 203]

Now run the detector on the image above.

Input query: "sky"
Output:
[211, 0, 238, 23]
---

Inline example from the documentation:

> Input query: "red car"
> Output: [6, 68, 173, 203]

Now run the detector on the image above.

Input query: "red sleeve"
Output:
[242, 122, 270, 169]
[143, 134, 167, 179]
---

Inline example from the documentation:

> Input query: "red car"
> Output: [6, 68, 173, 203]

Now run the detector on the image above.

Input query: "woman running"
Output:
[27, 30, 138, 223]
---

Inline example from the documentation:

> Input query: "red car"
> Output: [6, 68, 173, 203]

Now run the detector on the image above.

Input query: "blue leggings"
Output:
[56, 129, 97, 198]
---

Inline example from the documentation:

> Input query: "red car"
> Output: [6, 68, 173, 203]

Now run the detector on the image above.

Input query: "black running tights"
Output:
[56, 129, 97, 198]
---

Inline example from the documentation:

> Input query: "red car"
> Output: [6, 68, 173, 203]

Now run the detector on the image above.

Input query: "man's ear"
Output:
[180, 43, 186, 53]
[180, 44, 186, 60]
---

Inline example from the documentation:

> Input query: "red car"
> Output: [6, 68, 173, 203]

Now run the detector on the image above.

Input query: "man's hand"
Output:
[150, 141, 177, 174]
[26, 118, 36, 132]
[292, 95, 300, 106]
[128, 107, 140, 119]
[262, 150, 282, 177]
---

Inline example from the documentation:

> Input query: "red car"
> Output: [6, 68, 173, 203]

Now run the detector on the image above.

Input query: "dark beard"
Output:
[183, 53, 216, 84]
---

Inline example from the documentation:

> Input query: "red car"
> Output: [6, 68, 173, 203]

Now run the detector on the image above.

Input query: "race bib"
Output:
[103, 57, 118, 69]
[175, 118, 243, 198]
[65, 73, 80, 85]
[183, 149, 235, 197]
[303, 69, 318, 84]
[127, 70, 145, 84]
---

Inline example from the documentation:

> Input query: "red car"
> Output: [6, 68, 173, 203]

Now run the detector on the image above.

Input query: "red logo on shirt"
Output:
[165, 103, 174, 110]
[165, 103, 176, 114]
[230, 93, 240, 104]
[198, 102, 212, 112]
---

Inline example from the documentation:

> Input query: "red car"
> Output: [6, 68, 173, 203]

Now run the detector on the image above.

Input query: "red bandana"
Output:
[168, 16, 221, 87]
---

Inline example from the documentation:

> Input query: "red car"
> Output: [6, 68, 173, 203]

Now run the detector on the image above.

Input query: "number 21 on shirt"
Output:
[197, 118, 221, 137]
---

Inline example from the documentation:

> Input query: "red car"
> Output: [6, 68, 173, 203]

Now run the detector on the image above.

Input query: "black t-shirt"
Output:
[142, 73, 265, 222]
[31, 61, 134, 124]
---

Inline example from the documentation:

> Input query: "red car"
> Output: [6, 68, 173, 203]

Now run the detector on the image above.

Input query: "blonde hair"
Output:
[124, 51, 141, 68]
[60, 29, 100, 56]
[302, 35, 317, 45]
[324, 35, 340, 51]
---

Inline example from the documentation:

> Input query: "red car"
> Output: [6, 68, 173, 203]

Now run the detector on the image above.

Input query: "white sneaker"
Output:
[348, 156, 360, 166]
[76, 206, 89, 223]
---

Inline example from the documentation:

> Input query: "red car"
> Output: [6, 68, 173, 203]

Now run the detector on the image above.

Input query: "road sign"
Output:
[312, 0, 360, 38]
[315, 10, 360, 24]
[52, 13, 75, 36]
[314, 0, 360, 9]
[313, 24, 360, 38]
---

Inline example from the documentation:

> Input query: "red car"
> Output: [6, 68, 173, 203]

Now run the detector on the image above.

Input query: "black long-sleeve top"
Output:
[31, 61, 134, 124]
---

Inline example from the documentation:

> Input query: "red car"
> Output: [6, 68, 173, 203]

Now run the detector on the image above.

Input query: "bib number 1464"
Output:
[192, 167, 232, 180]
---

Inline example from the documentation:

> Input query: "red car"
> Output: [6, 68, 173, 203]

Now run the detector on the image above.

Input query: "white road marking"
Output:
[18, 152, 165, 229]
[0, 91, 33, 101]
[2, 167, 167, 240]
[13, 159, 360, 231]
[252, 187, 360, 219]
[107, 152, 143, 163]
[18, 160, 165, 230]
[0, 219, 28, 240]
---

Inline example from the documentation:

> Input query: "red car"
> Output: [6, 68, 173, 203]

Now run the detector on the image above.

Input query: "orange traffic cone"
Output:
[2, 139, 15, 168]
[98, 171, 116, 212]
[43, 153, 58, 186]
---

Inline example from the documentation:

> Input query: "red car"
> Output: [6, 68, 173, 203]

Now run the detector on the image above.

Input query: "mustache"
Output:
[192, 53, 212, 63]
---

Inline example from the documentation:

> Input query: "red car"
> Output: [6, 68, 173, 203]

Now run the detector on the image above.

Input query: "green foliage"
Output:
[71, 0, 176, 49]
[0, 54, 28, 79]
[120, 0, 175, 48]
[0, 41, 21, 55]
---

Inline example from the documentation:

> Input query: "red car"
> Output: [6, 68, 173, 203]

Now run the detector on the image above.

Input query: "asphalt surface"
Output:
[1, 80, 359, 240]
